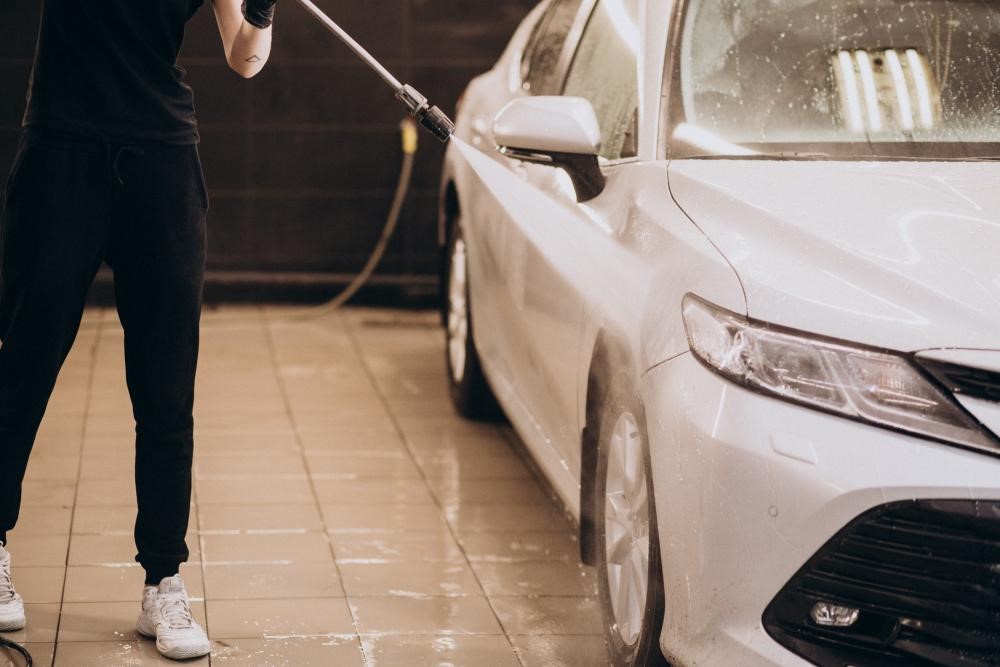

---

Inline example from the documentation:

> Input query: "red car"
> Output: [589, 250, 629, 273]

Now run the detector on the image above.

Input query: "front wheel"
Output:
[595, 373, 667, 666]
[444, 219, 498, 419]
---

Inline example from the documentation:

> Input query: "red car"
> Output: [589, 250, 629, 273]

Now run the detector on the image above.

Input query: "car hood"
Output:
[668, 160, 1000, 352]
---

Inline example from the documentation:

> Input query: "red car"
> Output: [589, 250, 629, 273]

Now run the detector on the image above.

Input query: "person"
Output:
[0, 0, 279, 659]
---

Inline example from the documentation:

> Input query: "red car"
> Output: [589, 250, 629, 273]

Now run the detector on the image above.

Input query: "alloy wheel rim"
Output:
[447, 235, 469, 383]
[604, 411, 650, 647]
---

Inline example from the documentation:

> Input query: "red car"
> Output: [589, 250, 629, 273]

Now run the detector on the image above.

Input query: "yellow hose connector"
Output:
[401, 118, 419, 155]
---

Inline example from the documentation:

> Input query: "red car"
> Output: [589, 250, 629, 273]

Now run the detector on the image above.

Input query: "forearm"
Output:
[228, 21, 272, 77]
[213, 0, 274, 78]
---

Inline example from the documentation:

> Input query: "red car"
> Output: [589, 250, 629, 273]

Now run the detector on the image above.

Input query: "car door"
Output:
[498, 0, 642, 473]
[456, 0, 582, 393]
[463, 0, 587, 419]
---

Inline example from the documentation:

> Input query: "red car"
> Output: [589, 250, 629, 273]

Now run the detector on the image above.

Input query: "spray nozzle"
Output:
[395, 84, 456, 143]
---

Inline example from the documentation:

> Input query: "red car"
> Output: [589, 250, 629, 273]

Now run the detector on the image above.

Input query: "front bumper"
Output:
[641, 352, 1000, 666]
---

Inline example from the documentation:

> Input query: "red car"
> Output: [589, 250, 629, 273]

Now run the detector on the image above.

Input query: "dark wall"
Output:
[0, 0, 535, 301]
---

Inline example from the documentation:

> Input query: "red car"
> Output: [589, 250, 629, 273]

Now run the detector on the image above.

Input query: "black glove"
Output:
[242, 0, 278, 29]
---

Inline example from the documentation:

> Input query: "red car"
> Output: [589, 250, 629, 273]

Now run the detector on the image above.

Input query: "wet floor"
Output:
[0, 306, 607, 666]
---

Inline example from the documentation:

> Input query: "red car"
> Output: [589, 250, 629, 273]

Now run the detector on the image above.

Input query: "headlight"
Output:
[682, 294, 998, 452]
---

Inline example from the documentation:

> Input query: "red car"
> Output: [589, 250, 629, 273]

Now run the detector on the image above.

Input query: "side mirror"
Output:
[493, 96, 606, 202]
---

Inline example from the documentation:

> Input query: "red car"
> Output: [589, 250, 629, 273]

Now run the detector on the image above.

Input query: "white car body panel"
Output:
[440, 1, 1000, 665]
[643, 354, 1000, 666]
[668, 160, 1000, 351]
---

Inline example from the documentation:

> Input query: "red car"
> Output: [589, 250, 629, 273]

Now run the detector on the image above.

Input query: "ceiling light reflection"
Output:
[885, 49, 914, 131]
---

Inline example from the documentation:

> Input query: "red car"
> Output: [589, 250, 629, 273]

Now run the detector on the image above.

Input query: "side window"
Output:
[521, 0, 584, 96]
[562, 0, 640, 160]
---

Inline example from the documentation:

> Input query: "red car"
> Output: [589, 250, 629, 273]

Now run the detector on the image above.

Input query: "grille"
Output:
[764, 500, 1000, 667]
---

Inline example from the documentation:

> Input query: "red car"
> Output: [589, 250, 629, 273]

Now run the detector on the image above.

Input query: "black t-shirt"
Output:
[23, 0, 205, 145]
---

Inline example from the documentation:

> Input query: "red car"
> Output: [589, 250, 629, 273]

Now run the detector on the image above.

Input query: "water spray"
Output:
[293, 0, 456, 143]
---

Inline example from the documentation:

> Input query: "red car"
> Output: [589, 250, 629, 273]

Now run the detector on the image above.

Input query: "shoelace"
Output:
[160, 594, 195, 629]
[0, 563, 16, 601]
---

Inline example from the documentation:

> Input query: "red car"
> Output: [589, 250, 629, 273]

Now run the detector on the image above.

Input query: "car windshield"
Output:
[672, 0, 1000, 159]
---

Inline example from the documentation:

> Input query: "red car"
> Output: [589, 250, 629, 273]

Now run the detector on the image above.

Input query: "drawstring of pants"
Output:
[110, 145, 146, 185]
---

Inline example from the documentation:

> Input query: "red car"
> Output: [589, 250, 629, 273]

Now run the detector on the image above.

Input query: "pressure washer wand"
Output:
[292, 0, 456, 143]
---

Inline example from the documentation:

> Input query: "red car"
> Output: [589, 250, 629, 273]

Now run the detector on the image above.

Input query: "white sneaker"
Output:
[0, 544, 25, 632]
[136, 575, 210, 660]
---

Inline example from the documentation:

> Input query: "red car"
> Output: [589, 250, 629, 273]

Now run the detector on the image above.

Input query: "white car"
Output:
[439, 1, 1000, 665]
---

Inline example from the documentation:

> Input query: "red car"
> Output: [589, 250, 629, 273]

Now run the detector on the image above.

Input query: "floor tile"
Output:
[84, 415, 136, 437]
[9, 507, 72, 536]
[311, 480, 435, 505]
[0, 603, 59, 643]
[510, 634, 610, 667]
[0, 307, 600, 665]
[417, 454, 532, 481]
[53, 640, 208, 666]
[206, 599, 354, 638]
[0, 643, 53, 667]
[321, 504, 448, 533]
[361, 635, 521, 667]
[203, 562, 343, 600]
[81, 435, 134, 454]
[292, 415, 399, 438]
[78, 455, 133, 481]
[200, 532, 333, 564]
[57, 602, 206, 642]
[331, 532, 465, 563]
[194, 453, 307, 477]
[20, 481, 76, 507]
[306, 454, 423, 480]
[394, 417, 502, 439]
[210, 636, 364, 666]
[62, 564, 202, 603]
[281, 392, 389, 416]
[351, 596, 502, 635]
[471, 562, 598, 597]
[446, 504, 572, 533]
[195, 433, 300, 454]
[458, 531, 581, 563]
[298, 429, 405, 454]
[4, 535, 70, 567]
[194, 411, 295, 435]
[426, 478, 553, 507]
[10, 568, 64, 603]
[403, 430, 512, 457]
[75, 480, 135, 506]
[197, 503, 324, 532]
[72, 506, 140, 535]
[491, 597, 603, 635]
[24, 456, 81, 482]
[338, 561, 482, 597]
[195, 479, 314, 505]
[68, 534, 200, 566]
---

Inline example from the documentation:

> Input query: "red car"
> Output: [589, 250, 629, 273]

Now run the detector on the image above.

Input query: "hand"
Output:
[242, 0, 278, 29]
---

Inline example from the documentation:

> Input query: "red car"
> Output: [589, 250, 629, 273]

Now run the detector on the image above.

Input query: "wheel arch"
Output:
[439, 180, 461, 325]
[580, 329, 635, 566]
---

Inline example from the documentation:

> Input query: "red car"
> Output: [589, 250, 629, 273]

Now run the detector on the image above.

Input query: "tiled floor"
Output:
[1, 307, 607, 666]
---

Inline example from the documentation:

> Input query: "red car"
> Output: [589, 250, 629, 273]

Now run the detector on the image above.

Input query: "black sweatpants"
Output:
[0, 129, 207, 583]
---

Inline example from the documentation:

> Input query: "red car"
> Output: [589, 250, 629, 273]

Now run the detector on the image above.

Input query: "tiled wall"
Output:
[0, 1, 536, 297]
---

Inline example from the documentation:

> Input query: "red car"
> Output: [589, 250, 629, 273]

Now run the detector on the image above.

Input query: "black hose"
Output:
[0, 637, 32, 667]
[282, 116, 417, 318]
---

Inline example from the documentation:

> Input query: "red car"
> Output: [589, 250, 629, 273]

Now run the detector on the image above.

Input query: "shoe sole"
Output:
[0, 619, 25, 632]
[157, 643, 212, 660]
[137, 615, 211, 661]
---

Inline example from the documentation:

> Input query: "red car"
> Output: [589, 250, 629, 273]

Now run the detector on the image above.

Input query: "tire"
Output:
[444, 219, 498, 419]
[595, 371, 667, 666]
